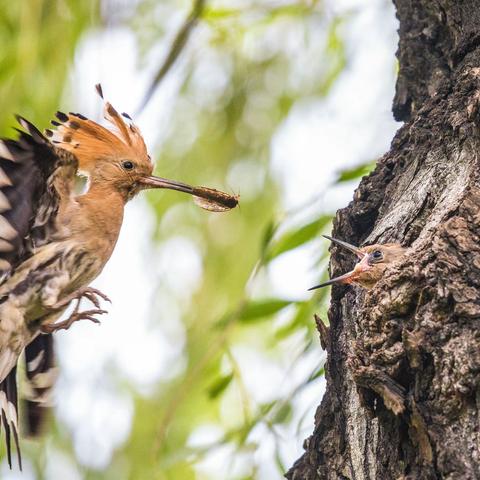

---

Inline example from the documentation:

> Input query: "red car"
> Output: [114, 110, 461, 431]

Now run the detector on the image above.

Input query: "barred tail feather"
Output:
[0, 366, 21, 470]
[24, 334, 56, 436]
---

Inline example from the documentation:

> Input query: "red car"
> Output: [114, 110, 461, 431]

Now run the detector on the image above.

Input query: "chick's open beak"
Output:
[308, 236, 368, 290]
[308, 270, 357, 290]
[322, 235, 365, 259]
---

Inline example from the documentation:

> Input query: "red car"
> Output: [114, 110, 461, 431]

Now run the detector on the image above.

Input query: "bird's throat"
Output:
[72, 184, 125, 256]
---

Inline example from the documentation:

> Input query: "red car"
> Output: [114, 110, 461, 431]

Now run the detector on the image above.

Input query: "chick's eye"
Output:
[372, 250, 383, 260]
[122, 161, 135, 171]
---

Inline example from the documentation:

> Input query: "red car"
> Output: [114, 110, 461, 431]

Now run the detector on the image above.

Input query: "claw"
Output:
[41, 308, 107, 333]
[87, 288, 111, 303]
[51, 286, 111, 311]
[83, 292, 101, 309]
[79, 288, 111, 309]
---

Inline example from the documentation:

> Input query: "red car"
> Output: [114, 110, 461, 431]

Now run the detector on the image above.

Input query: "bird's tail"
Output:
[0, 330, 57, 470]
[24, 334, 57, 437]
[0, 366, 21, 470]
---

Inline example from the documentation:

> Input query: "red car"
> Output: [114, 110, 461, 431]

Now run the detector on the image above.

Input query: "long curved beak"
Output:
[139, 175, 195, 194]
[323, 235, 365, 259]
[308, 270, 357, 290]
[139, 176, 238, 212]
[308, 236, 367, 290]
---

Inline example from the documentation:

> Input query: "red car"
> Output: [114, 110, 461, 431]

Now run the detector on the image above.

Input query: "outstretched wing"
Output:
[0, 116, 78, 469]
[0, 116, 77, 275]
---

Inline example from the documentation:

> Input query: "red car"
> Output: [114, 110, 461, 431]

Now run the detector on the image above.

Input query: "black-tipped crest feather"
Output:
[95, 83, 104, 99]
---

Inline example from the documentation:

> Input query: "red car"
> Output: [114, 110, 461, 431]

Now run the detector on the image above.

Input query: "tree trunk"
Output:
[287, 2, 480, 479]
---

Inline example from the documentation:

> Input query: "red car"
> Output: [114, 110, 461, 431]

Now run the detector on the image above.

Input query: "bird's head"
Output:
[309, 235, 406, 290]
[46, 85, 238, 211]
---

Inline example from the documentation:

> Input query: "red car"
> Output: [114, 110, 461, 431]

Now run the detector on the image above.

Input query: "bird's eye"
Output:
[372, 250, 383, 260]
[122, 161, 135, 171]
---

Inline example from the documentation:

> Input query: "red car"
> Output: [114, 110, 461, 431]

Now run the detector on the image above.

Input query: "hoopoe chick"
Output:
[0, 84, 238, 468]
[309, 235, 406, 290]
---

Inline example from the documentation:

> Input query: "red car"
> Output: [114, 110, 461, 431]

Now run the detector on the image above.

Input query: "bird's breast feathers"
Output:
[0, 240, 107, 310]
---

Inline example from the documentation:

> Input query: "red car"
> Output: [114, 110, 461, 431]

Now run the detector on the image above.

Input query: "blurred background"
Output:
[0, 0, 399, 478]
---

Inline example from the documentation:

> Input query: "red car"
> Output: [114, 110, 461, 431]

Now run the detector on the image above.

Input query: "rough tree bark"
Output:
[287, 2, 480, 479]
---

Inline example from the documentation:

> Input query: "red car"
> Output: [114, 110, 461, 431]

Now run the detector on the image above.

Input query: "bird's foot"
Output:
[78, 287, 111, 309]
[41, 308, 107, 333]
[42, 286, 110, 333]
[51, 286, 111, 310]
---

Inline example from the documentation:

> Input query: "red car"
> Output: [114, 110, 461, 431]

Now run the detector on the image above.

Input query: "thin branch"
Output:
[137, 0, 207, 112]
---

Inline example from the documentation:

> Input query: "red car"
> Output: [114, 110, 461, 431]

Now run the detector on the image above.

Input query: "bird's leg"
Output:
[48, 286, 111, 310]
[40, 286, 111, 334]
[40, 298, 107, 333]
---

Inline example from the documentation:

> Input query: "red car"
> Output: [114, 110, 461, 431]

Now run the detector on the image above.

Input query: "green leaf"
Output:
[318, 16, 347, 95]
[307, 366, 325, 383]
[274, 448, 286, 474]
[271, 402, 292, 424]
[337, 162, 375, 182]
[326, 16, 345, 54]
[203, 7, 241, 20]
[273, 286, 331, 342]
[260, 220, 277, 258]
[239, 299, 292, 323]
[274, 301, 312, 340]
[266, 216, 332, 261]
[259, 401, 276, 416]
[207, 373, 234, 399]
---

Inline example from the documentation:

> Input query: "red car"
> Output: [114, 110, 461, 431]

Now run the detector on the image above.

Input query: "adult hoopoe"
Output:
[309, 235, 406, 290]
[0, 85, 238, 468]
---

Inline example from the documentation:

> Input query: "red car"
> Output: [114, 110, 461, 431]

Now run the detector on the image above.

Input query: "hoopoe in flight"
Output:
[309, 235, 406, 290]
[0, 85, 238, 468]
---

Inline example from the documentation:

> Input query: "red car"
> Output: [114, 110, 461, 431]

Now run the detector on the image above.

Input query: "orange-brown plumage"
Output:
[48, 110, 148, 173]
[0, 85, 239, 468]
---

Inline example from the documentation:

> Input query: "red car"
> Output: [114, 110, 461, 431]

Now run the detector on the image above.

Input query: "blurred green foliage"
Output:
[0, 0, 378, 479]
[0, 0, 100, 131]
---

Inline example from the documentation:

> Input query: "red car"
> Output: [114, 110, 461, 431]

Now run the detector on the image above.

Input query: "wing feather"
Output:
[0, 116, 78, 468]
[0, 117, 78, 276]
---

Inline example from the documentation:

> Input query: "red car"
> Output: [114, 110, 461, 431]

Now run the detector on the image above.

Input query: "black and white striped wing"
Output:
[0, 116, 77, 273]
[0, 116, 78, 469]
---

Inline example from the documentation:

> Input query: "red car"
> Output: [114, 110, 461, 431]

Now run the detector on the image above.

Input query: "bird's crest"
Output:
[45, 84, 150, 173]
